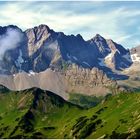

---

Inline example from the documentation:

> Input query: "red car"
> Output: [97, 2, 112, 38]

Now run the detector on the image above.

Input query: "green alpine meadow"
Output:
[0, 85, 140, 139]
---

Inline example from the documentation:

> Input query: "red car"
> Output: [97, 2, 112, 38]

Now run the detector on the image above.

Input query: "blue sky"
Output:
[0, 1, 140, 48]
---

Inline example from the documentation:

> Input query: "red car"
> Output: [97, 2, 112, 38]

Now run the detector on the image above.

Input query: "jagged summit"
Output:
[0, 24, 133, 75]
[93, 33, 105, 40]
[25, 24, 53, 33]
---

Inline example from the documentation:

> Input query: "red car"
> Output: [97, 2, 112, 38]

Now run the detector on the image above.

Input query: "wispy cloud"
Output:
[0, 1, 140, 48]
[0, 27, 23, 59]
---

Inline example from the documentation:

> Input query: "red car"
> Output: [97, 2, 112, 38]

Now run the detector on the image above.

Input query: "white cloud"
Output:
[0, 28, 23, 59]
[0, 2, 139, 48]
[0, 2, 98, 31]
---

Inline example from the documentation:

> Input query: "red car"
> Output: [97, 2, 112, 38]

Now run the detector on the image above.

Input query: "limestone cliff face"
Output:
[0, 66, 118, 99]
[64, 64, 114, 87]
[55, 64, 118, 96]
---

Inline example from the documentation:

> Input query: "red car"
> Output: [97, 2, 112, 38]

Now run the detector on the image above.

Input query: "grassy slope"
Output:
[84, 93, 140, 138]
[68, 93, 105, 108]
[0, 90, 34, 138]
[1, 88, 140, 138]
[33, 92, 140, 139]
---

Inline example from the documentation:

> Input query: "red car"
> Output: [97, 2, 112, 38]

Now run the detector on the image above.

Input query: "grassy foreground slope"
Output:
[0, 86, 140, 138]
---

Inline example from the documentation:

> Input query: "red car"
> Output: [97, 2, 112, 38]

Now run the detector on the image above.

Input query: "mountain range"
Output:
[0, 24, 139, 98]
[0, 24, 134, 75]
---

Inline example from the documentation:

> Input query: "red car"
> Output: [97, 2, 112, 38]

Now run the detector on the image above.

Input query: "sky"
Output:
[0, 1, 140, 48]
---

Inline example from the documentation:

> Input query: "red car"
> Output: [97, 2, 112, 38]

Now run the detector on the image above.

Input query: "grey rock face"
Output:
[88, 35, 132, 71]
[0, 24, 133, 80]
[64, 64, 116, 87]
[25, 24, 57, 56]
[89, 34, 111, 57]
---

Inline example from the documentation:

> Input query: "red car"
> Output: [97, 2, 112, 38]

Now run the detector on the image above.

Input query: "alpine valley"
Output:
[0, 25, 140, 138]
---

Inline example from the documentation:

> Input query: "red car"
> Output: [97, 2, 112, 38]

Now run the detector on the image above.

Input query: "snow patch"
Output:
[131, 53, 140, 63]
[28, 70, 35, 76]
[116, 49, 121, 54]
[67, 54, 78, 61]
[82, 61, 91, 67]
[105, 53, 112, 60]
[15, 50, 24, 69]
[98, 58, 106, 66]
[73, 56, 78, 61]
[67, 53, 71, 59]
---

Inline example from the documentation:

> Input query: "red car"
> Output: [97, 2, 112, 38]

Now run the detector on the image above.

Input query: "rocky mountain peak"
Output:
[76, 34, 84, 41]
[26, 24, 51, 33]
[25, 24, 56, 56]
[93, 34, 105, 41]
[88, 34, 111, 57]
